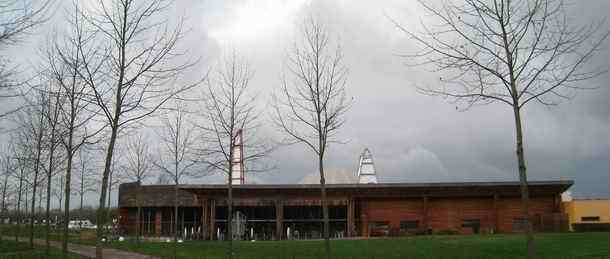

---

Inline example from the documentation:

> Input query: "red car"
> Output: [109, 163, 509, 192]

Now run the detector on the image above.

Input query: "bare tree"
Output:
[13, 92, 48, 248]
[391, 0, 609, 257]
[36, 80, 64, 256]
[74, 150, 96, 212]
[0, 0, 50, 115]
[46, 5, 104, 257]
[198, 52, 270, 259]
[123, 133, 151, 243]
[272, 19, 350, 259]
[0, 148, 14, 239]
[10, 136, 30, 242]
[1, 152, 11, 213]
[153, 100, 197, 258]
[72, 1, 199, 255]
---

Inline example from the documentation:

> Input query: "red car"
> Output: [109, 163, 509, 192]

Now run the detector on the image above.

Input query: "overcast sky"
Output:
[2, 0, 610, 208]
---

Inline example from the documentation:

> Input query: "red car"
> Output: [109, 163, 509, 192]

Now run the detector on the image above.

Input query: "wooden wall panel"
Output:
[497, 196, 555, 233]
[358, 196, 557, 235]
[361, 198, 423, 232]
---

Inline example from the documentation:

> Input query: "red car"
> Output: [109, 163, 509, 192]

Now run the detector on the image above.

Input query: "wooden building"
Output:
[118, 180, 572, 240]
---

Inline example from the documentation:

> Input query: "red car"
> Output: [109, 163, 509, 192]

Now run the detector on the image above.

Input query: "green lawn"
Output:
[100, 232, 610, 259]
[0, 224, 94, 243]
[0, 239, 87, 259]
[2, 225, 609, 259]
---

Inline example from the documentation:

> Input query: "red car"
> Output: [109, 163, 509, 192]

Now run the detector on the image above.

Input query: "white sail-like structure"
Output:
[357, 148, 378, 184]
[231, 129, 245, 185]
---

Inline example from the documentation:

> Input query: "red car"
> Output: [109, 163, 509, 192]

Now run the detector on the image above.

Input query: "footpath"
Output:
[8, 236, 160, 259]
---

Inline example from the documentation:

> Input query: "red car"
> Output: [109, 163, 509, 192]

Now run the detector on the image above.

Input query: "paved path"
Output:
[11, 237, 159, 259]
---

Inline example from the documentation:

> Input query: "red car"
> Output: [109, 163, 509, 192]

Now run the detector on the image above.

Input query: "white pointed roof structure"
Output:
[231, 129, 245, 185]
[357, 148, 378, 184]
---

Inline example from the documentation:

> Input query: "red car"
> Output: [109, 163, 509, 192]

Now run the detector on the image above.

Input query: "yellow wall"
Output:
[564, 199, 610, 230]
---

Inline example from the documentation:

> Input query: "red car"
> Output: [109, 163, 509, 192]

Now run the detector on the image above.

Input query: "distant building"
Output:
[118, 180, 571, 239]
[563, 199, 610, 231]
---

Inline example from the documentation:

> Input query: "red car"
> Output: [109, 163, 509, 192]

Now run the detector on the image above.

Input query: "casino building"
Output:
[118, 148, 571, 240]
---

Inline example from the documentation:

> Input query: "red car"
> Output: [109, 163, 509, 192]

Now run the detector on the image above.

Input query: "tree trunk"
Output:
[1, 171, 8, 240]
[227, 170, 233, 259]
[96, 126, 118, 259]
[319, 154, 331, 259]
[29, 121, 44, 248]
[45, 169, 52, 257]
[512, 105, 536, 259]
[45, 144, 56, 257]
[173, 182, 178, 259]
[15, 170, 23, 242]
[181, 208, 185, 239]
[106, 169, 113, 238]
[58, 176, 63, 213]
[62, 147, 74, 259]
[80, 167, 84, 212]
[136, 183, 141, 244]
[1, 172, 7, 212]
[38, 186, 43, 214]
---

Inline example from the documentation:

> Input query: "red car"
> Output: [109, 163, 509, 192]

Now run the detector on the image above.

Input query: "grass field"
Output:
[0, 224, 94, 243]
[2, 225, 609, 259]
[0, 239, 87, 259]
[102, 232, 610, 259]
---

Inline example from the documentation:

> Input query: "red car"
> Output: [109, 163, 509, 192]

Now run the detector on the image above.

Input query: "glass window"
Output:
[462, 219, 481, 234]
[581, 216, 600, 222]
[512, 218, 528, 231]
[400, 220, 419, 230]
[461, 219, 480, 228]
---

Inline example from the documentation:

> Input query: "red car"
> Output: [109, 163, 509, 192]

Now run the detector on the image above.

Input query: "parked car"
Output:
[68, 220, 97, 229]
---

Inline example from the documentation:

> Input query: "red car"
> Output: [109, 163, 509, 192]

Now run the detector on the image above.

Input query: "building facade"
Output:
[118, 181, 571, 240]
[563, 199, 610, 231]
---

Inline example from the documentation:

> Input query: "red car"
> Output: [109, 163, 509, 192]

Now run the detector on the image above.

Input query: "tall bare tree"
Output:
[272, 19, 350, 259]
[123, 133, 151, 243]
[0, 148, 14, 239]
[13, 92, 48, 249]
[0, 152, 11, 212]
[153, 100, 197, 258]
[392, 0, 609, 257]
[0, 0, 50, 115]
[36, 81, 64, 256]
[10, 135, 30, 242]
[198, 52, 270, 259]
[46, 5, 103, 257]
[73, 1, 198, 255]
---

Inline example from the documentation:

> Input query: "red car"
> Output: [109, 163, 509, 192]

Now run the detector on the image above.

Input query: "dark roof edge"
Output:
[173, 180, 573, 190]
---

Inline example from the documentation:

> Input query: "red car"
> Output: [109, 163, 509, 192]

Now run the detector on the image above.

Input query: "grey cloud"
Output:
[2, 0, 610, 209]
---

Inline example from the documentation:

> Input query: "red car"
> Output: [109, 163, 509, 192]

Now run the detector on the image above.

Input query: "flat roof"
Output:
[178, 180, 573, 191]
[570, 198, 610, 201]
[119, 180, 573, 207]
